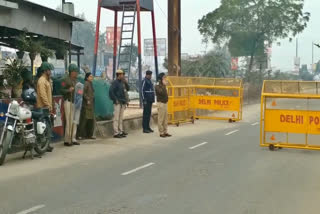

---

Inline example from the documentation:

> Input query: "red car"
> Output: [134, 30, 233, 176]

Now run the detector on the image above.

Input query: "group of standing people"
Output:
[34, 63, 170, 149]
[109, 69, 171, 138]
[33, 62, 96, 148]
[60, 65, 96, 146]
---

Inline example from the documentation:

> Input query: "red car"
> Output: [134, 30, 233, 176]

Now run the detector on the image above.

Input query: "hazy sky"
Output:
[29, 0, 320, 71]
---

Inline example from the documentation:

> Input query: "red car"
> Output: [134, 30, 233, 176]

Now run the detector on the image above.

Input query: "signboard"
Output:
[172, 98, 188, 112]
[106, 27, 121, 46]
[231, 58, 239, 71]
[144, 38, 166, 56]
[265, 109, 320, 135]
[195, 96, 240, 112]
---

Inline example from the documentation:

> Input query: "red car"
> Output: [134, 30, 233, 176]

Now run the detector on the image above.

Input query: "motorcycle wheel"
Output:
[0, 130, 13, 166]
[34, 121, 50, 155]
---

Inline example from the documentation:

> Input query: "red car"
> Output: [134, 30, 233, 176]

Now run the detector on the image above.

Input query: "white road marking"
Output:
[16, 205, 46, 214]
[122, 163, 155, 175]
[225, 129, 239, 136]
[189, 142, 208, 150]
[251, 122, 259, 126]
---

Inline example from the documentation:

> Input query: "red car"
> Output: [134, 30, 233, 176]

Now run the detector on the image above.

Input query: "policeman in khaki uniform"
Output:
[109, 70, 127, 138]
[155, 73, 172, 138]
[60, 64, 79, 146]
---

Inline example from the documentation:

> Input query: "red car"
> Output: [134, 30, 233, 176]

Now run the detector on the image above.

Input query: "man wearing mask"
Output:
[155, 73, 172, 138]
[142, 70, 155, 133]
[36, 62, 54, 152]
[61, 64, 79, 146]
[109, 70, 127, 138]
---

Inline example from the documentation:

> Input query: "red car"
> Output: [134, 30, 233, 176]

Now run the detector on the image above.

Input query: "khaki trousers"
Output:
[113, 104, 126, 135]
[157, 102, 168, 135]
[64, 101, 77, 143]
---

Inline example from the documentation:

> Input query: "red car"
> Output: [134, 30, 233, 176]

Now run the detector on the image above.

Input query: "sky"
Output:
[28, 0, 320, 71]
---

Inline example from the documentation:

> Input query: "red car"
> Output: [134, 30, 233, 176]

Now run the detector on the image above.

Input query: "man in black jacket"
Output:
[142, 70, 155, 133]
[109, 70, 127, 138]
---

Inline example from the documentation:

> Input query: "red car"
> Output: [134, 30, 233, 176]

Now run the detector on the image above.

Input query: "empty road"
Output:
[1, 104, 320, 214]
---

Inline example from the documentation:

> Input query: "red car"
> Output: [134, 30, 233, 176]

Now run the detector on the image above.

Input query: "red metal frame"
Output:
[93, 0, 159, 84]
[151, 10, 159, 77]
[151, 11, 158, 57]
[136, 0, 142, 55]
[94, 0, 102, 55]
[93, 0, 102, 76]
[113, 11, 118, 79]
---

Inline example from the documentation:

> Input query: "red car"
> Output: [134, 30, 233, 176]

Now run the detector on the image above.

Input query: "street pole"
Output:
[312, 41, 314, 68]
[296, 38, 298, 58]
[168, 0, 181, 76]
[151, 11, 159, 78]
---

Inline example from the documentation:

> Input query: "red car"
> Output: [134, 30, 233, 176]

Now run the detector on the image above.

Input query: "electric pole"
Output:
[168, 0, 181, 76]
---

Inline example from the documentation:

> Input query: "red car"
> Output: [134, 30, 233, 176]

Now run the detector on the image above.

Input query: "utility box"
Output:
[101, 0, 153, 11]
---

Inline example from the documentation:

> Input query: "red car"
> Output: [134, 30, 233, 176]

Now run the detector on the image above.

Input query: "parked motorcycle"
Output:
[0, 87, 53, 165]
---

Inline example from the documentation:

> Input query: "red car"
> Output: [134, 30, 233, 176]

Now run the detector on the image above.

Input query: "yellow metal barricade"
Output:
[191, 78, 243, 121]
[167, 77, 195, 126]
[167, 77, 243, 126]
[260, 80, 320, 151]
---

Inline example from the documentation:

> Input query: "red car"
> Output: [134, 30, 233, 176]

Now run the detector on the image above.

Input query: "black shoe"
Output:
[148, 128, 154, 133]
[122, 132, 128, 136]
[73, 142, 80, 146]
[160, 134, 167, 138]
[47, 146, 54, 152]
[120, 133, 127, 137]
[143, 130, 151, 134]
[165, 133, 172, 137]
[64, 142, 73, 147]
[114, 134, 123, 138]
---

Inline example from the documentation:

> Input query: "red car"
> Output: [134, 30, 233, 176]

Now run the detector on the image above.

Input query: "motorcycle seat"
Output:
[31, 111, 43, 120]
[31, 108, 50, 120]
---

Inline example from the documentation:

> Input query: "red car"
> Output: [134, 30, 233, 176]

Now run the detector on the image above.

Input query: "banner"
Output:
[231, 58, 238, 71]
[106, 27, 121, 47]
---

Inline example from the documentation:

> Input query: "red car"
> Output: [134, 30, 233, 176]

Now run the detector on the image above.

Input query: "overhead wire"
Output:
[154, 0, 181, 35]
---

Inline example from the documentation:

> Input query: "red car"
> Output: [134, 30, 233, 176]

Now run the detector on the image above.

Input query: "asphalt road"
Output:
[1, 104, 320, 214]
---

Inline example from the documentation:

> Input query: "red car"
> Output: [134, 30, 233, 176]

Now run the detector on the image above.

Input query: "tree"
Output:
[72, 16, 95, 66]
[272, 70, 298, 80]
[315, 61, 320, 74]
[16, 32, 46, 73]
[198, 0, 310, 77]
[299, 64, 314, 81]
[163, 57, 168, 70]
[72, 13, 106, 67]
[120, 44, 138, 68]
[181, 47, 232, 78]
